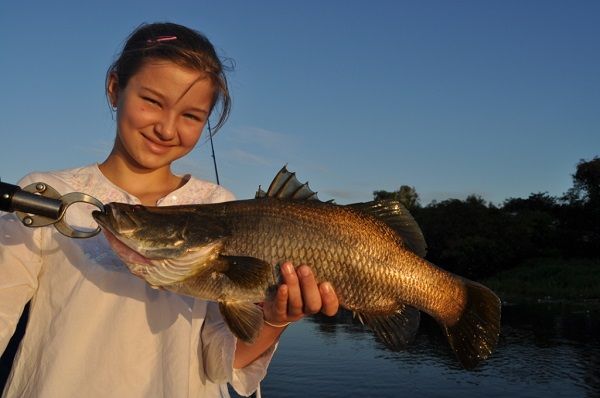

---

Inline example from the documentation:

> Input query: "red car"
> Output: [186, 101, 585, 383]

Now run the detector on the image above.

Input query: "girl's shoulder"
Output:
[174, 175, 236, 205]
[18, 164, 98, 192]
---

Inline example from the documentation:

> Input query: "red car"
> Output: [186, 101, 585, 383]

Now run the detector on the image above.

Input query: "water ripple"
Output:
[245, 301, 600, 398]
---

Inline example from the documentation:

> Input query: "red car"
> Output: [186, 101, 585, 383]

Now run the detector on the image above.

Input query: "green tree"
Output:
[502, 192, 560, 258]
[414, 197, 517, 279]
[564, 156, 600, 205]
[560, 157, 600, 257]
[373, 185, 420, 211]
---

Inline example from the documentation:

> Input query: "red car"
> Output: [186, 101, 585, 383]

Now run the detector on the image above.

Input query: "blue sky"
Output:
[1, 1, 598, 205]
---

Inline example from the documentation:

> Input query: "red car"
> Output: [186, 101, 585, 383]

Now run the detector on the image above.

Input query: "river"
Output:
[234, 300, 600, 397]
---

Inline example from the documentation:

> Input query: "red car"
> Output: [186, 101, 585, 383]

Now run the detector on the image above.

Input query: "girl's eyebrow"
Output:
[140, 86, 165, 98]
[140, 85, 209, 115]
[186, 106, 209, 116]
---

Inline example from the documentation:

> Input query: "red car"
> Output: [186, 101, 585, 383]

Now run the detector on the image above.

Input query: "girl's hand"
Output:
[234, 261, 339, 368]
[262, 261, 339, 327]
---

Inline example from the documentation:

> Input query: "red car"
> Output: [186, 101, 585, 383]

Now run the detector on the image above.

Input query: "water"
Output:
[234, 301, 600, 398]
[3, 301, 598, 397]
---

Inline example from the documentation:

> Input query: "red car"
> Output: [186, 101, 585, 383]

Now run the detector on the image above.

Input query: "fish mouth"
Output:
[92, 208, 111, 231]
[91, 203, 194, 260]
[92, 204, 139, 236]
[92, 205, 154, 266]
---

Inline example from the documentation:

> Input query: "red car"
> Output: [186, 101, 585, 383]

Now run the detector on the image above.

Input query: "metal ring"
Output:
[53, 192, 105, 238]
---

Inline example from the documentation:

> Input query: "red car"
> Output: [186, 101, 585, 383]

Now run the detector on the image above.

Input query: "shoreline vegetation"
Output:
[481, 257, 600, 302]
[374, 157, 599, 304]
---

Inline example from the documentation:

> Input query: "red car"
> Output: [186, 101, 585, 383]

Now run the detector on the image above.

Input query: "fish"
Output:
[92, 167, 501, 369]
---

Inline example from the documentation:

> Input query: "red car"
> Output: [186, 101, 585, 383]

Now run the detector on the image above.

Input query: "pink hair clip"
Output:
[146, 35, 177, 45]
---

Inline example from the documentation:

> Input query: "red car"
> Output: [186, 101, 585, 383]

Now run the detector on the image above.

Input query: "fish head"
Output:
[92, 202, 226, 284]
[93, 202, 199, 258]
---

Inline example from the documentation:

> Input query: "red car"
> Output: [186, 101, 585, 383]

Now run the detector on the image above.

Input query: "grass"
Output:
[482, 257, 600, 301]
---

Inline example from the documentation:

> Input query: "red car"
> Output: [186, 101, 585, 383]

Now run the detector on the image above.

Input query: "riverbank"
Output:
[482, 257, 600, 301]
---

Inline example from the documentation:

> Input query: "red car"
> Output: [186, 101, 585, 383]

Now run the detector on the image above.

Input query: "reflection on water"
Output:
[241, 301, 600, 398]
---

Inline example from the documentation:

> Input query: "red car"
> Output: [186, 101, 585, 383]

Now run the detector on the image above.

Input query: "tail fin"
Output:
[443, 279, 501, 369]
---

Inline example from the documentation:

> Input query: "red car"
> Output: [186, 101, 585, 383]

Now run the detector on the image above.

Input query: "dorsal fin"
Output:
[349, 200, 427, 257]
[255, 166, 320, 201]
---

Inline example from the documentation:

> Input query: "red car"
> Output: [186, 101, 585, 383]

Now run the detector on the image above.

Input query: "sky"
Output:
[1, 1, 598, 206]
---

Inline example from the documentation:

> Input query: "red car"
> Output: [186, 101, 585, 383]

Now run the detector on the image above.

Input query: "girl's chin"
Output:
[132, 150, 183, 169]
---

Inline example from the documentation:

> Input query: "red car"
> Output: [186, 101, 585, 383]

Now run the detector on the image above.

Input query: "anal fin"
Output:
[356, 305, 421, 350]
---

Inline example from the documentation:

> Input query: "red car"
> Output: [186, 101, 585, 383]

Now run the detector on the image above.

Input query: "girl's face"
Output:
[108, 60, 214, 171]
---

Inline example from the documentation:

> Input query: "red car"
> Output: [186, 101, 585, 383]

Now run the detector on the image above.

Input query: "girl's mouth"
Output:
[141, 134, 174, 155]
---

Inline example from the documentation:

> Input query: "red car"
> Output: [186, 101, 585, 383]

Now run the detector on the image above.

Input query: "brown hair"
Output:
[106, 22, 232, 131]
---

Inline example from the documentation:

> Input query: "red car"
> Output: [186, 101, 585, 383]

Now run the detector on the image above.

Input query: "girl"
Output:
[0, 22, 338, 397]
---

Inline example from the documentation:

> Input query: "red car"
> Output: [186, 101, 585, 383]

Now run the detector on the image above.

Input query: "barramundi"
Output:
[92, 167, 501, 369]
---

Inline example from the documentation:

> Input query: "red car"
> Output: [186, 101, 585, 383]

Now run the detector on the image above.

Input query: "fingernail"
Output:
[321, 283, 331, 293]
[283, 262, 294, 275]
[299, 266, 311, 277]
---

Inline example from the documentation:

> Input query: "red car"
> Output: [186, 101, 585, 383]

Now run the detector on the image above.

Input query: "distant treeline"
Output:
[374, 157, 600, 280]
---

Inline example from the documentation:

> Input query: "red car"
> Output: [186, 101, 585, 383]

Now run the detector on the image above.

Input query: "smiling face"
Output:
[107, 60, 215, 171]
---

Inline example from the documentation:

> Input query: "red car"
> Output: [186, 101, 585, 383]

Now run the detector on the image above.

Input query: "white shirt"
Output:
[0, 164, 274, 397]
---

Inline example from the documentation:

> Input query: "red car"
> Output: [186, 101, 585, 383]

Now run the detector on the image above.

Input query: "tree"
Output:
[560, 157, 600, 257]
[503, 192, 557, 213]
[373, 185, 420, 211]
[414, 197, 518, 279]
[564, 156, 600, 205]
[502, 192, 560, 258]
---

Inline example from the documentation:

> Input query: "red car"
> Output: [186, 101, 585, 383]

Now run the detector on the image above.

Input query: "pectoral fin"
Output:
[217, 255, 274, 287]
[214, 255, 275, 343]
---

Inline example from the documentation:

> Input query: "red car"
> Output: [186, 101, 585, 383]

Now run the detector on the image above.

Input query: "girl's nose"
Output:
[154, 113, 177, 140]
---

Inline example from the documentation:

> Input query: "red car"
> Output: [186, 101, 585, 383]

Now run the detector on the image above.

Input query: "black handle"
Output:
[0, 180, 20, 212]
[0, 180, 62, 219]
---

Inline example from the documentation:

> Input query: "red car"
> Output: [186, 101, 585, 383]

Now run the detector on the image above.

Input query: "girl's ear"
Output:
[107, 73, 120, 107]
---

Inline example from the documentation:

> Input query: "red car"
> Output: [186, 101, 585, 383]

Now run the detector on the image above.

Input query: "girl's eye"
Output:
[184, 114, 203, 122]
[142, 97, 160, 106]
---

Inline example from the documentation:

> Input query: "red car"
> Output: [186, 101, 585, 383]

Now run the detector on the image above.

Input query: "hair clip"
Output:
[146, 35, 178, 45]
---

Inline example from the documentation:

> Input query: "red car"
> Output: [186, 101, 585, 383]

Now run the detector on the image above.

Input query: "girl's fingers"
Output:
[319, 282, 339, 316]
[262, 283, 288, 324]
[270, 262, 340, 323]
[281, 262, 303, 317]
[274, 284, 289, 319]
[297, 265, 322, 314]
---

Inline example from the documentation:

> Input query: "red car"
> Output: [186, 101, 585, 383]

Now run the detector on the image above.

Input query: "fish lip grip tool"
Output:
[0, 180, 104, 238]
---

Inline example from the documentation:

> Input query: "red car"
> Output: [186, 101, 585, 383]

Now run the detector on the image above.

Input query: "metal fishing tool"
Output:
[0, 179, 104, 238]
